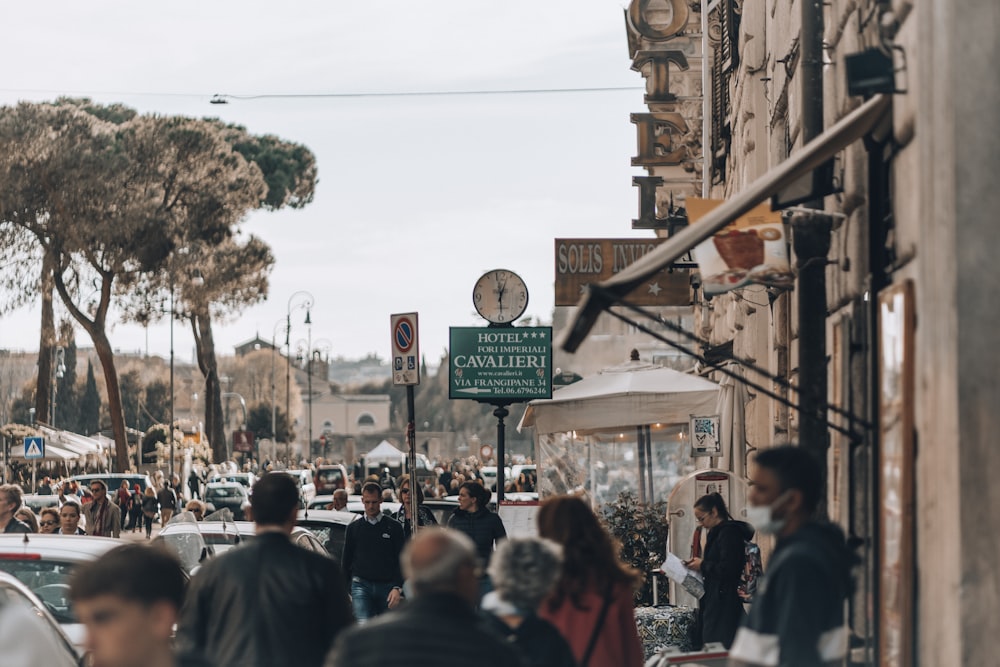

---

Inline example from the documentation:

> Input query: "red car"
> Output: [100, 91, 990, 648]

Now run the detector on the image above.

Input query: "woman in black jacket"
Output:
[447, 481, 506, 599]
[685, 492, 754, 649]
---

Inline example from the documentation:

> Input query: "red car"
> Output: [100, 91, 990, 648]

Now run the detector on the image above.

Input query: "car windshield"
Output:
[207, 487, 242, 499]
[0, 559, 78, 623]
[317, 470, 342, 484]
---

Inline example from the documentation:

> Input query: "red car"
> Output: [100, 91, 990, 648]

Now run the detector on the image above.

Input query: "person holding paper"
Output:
[684, 492, 754, 649]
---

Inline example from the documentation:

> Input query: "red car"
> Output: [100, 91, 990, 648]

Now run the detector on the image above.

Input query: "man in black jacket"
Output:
[729, 445, 853, 667]
[341, 481, 405, 622]
[176, 472, 353, 667]
[325, 527, 525, 667]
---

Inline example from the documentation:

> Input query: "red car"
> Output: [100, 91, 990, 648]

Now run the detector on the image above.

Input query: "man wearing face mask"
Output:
[729, 445, 853, 667]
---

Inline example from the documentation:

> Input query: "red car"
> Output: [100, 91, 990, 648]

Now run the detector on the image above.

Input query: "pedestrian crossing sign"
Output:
[24, 436, 44, 460]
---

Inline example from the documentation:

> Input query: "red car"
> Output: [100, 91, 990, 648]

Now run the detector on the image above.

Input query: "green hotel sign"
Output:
[449, 327, 553, 403]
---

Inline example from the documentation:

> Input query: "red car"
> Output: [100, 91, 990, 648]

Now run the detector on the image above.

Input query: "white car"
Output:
[479, 466, 511, 491]
[156, 516, 329, 573]
[0, 533, 130, 654]
[271, 469, 316, 505]
[0, 571, 80, 665]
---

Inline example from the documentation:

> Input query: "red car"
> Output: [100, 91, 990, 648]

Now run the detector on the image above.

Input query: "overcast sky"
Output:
[0, 0, 652, 365]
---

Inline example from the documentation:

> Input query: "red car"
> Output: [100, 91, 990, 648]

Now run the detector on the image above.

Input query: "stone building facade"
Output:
[588, 0, 999, 663]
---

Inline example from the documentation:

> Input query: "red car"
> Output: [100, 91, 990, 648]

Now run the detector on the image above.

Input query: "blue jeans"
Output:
[351, 577, 395, 624]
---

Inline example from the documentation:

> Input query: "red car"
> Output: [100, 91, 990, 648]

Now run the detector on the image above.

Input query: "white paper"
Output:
[661, 553, 705, 598]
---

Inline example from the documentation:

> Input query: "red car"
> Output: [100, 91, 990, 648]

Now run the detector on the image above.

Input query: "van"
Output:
[315, 464, 349, 495]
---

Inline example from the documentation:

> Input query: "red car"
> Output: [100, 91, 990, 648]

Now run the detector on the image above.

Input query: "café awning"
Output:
[560, 94, 891, 352]
[518, 360, 718, 434]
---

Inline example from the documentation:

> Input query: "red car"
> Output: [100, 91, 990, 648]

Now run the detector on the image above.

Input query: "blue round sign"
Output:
[394, 318, 414, 353]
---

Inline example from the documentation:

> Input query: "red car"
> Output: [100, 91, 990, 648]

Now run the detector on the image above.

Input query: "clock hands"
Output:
[495, 272, 508, 316]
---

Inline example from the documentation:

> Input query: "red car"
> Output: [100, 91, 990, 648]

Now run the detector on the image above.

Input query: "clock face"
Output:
[473, 269, 528, 324]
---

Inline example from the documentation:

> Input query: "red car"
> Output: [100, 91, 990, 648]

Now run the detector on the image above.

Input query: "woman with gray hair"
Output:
[481, 537, 578, 667]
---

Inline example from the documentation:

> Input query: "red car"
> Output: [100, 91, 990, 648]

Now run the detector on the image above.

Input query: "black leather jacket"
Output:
[176, 531, 353, 667]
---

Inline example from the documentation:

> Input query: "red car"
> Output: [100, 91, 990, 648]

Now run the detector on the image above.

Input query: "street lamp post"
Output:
[169, 281, 175, 482]
[220, 392, 248, 463]
[286, 291, 314, 459]
[271, 318, 286, 448]
[306, 310, 313, 459]
[50, 346, 65, 428]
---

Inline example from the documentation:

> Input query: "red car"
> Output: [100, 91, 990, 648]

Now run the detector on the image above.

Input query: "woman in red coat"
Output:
[537, 495, 644, 667]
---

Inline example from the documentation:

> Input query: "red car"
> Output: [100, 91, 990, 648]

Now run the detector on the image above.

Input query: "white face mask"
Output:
[746, 491, 791, 535]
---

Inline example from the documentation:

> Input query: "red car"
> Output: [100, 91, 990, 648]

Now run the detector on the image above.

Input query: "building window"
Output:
[357, 413, 376, 434]
[322, 420, 334, 433]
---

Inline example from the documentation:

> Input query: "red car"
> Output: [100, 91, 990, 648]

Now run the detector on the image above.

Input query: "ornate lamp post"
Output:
[285, 292, 313, 458]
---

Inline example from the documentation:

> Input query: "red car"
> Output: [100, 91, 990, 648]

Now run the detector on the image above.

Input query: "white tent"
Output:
[364, 440, 405, 465]
[518, 361, 719, 434]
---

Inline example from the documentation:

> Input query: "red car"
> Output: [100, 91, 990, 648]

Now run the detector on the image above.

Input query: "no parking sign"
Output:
[390, 313, 420, 386]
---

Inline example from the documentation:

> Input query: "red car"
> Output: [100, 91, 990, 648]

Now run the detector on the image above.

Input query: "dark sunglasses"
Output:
[40, 520, 57, 526]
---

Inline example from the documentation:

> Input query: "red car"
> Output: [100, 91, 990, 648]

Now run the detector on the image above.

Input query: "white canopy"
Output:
[364, 440, 405, 464]
[518, 361, 719, 434]
[35, 425, 106, 458]
[7, 440, 79, 461]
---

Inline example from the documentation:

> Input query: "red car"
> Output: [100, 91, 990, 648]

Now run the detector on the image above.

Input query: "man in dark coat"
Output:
[0, 484, 31, 533]
[176, 472, 353, 667]
[729, 445, 853, 667]
[325, 527, 525, 667]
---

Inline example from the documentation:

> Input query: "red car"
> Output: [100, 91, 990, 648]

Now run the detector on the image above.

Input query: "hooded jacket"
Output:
[729, 521, 852, 667]
[698, 519, 754, 648]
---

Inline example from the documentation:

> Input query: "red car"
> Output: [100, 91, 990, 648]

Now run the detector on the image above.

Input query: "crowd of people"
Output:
[1, 445, 853, 667]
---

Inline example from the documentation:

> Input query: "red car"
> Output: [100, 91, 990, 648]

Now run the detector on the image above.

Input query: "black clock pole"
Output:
[492, 403, 510, 504]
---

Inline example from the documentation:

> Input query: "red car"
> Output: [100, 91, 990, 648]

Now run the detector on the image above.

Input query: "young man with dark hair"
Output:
[729, 445, 853, 667]
[341, 481, 405, 622]
[176, 472, 353, 667]
[69, 544, 197, 667]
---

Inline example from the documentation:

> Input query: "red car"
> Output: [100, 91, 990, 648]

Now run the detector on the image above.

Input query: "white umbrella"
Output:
[518, 361, 719, 434]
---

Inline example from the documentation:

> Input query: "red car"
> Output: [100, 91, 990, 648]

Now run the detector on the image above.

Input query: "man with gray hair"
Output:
[325, 527, 525, 667]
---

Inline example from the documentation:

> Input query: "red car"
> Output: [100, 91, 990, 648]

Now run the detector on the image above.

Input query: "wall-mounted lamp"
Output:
[845, 47, 901, 97]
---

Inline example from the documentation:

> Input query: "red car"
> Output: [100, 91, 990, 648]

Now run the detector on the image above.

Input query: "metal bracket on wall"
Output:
[593, 285, 874, 441]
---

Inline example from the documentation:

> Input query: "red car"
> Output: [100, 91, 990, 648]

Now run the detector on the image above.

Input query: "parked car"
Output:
[479, 466, 512, 492]
[307, 494, 336, 510]
[314, 464, 349, 495]
[0, 571, 81, 665]
[207, 472, 256, 492]
[203, 482, 250, 520]
[345, 498, 400, 517]
[0, 533, 130, 653]
[422, 497, 460, 525]
[295, 508, 360, 564]
[157, 518, 328, 573]
[271, 469, 316, 506]
[67, 472, 154, 494]
[21, 493, 61, 516]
